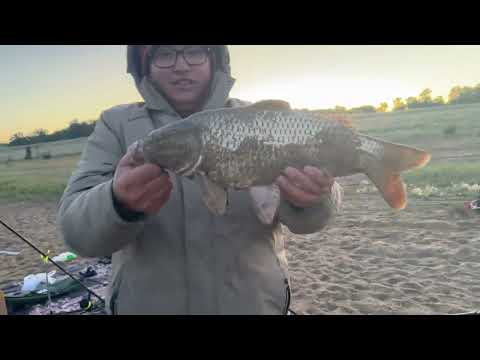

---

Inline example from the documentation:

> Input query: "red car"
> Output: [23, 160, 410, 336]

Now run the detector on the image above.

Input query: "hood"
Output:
[126, 45, 236, 114]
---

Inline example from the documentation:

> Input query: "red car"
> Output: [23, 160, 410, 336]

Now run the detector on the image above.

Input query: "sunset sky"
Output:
[1, 45, 480, 143]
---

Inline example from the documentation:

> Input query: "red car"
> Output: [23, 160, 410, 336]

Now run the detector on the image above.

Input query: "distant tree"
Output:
[8, 118, 96, 146]
[393, 98, 407, 111]
[10, 132, 25, 143]
[334, 105, 347, 112]
[376, 102, 388, 112]
[350, 105, 376, 113]
[67, 120, 94, 138]
[31, 129, 49, 144]
[33, 129, 48, 137]
[9, 132, 30, 146]
[418, 88, 433, 104]
[406, 96, 419, 109]
[468, 86, 480, 103]
[447, 85, 480, 105]
[448, 85, 463, 104]
[432, 96, 445, 106]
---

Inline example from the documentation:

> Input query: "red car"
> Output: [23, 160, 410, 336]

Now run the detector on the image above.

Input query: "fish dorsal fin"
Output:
[313, 111, 356, 130]
[248, 99, 291, 111]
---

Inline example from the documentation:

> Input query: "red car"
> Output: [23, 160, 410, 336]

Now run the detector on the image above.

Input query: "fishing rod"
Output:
[0, 218, 105, 305]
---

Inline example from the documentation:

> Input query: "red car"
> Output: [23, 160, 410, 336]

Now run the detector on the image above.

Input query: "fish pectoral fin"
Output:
[198, 174, 228, 216]
[126, 140, 146, 167]
[249, 185, 281, 225]
[248, 99, 291, 111]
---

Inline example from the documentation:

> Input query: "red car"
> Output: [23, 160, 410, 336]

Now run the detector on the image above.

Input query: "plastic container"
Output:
[51, 252, 77, 263]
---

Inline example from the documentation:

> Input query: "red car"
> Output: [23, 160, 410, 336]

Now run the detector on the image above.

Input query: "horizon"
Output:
[1, 45, 480, 143]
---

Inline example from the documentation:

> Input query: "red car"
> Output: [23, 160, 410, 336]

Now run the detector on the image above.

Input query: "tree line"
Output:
[8, 119, 97, 146]
[317, 83, 480, 114]
[390, 84, 480, 112]
[7, 82, 480, 146]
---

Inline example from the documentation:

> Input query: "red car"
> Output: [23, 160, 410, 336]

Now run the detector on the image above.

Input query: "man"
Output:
[57, 45, 342, 315]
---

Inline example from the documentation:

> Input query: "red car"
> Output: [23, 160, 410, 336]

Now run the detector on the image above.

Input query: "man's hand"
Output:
[113, 152, 173, 215]
[275, 166, 334, 208]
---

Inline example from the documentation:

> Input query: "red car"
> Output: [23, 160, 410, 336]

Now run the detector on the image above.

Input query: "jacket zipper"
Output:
[283, 280, 291, 315]
[177, 176, 191, 314]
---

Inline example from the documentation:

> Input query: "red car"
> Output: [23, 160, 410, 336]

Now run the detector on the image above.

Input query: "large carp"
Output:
[130, 100, 431, 223]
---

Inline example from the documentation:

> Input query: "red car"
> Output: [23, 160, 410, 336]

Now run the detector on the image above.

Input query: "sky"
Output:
[1, 45, 480, 143]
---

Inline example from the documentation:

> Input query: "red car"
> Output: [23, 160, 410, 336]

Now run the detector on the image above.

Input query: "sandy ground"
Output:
[1, 183, 479, 315]
[287, 187, 480, 315]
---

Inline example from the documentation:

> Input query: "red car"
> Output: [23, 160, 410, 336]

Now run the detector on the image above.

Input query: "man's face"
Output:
[147, 45, 213, 116]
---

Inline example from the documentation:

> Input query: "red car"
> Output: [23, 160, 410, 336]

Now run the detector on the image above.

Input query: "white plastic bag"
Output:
[21, 271, 57, 293]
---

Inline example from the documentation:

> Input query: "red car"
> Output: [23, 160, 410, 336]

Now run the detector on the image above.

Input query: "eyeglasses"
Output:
[150, 46, 211, 69]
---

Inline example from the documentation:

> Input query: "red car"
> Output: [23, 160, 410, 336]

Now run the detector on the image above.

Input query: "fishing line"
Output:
[0, 218, 105, 305]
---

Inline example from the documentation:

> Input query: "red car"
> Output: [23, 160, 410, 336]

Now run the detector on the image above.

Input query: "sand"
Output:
[1, 180, 479, 315]
[0, 201, 73, 289]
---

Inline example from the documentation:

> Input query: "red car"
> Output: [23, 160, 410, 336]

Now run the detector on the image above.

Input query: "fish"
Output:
[129, 99, 431, 223]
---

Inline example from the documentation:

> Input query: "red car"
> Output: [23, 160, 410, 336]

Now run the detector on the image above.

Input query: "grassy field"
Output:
[0, 154, 81, 202]
[403, 161, 478, 187]
[351, 103, 480, 196]
[0, 137, 87, 162]
[0, 103, 479, 202]
[0, 138, 87, 201]
[353, 103, 480, 155]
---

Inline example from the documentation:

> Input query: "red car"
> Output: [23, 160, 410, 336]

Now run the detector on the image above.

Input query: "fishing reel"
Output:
[79, 294, 93, 312]
[79, 293, 106, 314]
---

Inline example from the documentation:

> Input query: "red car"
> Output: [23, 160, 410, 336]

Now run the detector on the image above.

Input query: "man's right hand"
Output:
[112, 152, 173, 215]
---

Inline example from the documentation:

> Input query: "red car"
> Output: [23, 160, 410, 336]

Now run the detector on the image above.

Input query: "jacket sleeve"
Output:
[277, 181, 343, 234]
[56, 112, 147, 258]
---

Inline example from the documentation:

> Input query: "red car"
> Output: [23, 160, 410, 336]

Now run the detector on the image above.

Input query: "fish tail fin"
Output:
[360, 135, 431, 209]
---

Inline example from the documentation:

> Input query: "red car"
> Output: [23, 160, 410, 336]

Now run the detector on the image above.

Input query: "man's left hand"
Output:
[275, 166, 334, 208]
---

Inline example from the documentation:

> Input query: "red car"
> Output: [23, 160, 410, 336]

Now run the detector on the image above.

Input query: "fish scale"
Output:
[195, 108, 357, 188]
